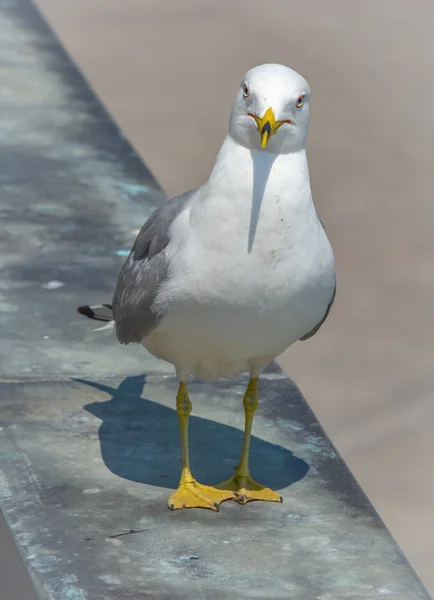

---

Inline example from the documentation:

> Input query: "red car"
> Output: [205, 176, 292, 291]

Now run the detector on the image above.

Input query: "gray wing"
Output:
[299, 283, 336, 341]
[112, 191, 193, 344]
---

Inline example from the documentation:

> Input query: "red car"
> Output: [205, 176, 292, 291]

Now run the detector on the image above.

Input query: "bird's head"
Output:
[229, 64, 311, 154]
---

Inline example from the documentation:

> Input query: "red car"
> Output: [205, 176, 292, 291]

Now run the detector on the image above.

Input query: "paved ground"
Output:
[32, 0, 434, 592]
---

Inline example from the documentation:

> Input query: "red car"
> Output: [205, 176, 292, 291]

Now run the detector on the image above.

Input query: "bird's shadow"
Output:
[248, 149, 277, 253]
[76, 375, 309, 490]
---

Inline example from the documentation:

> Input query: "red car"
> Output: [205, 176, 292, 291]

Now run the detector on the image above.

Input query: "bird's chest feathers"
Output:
[196, 152, 313, 268]
[165, 146, 332, 320]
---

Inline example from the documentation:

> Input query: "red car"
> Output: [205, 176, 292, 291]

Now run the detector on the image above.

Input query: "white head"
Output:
[229, 64, 311, 154]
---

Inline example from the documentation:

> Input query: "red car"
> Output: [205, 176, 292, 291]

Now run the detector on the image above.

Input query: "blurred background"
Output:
[35, 0, 434, 591]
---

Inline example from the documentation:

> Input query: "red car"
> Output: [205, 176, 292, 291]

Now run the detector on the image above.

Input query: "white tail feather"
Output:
[92, 320, 115, 332]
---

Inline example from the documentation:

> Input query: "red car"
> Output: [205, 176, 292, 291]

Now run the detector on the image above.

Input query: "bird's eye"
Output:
[296, 93, 306, 108]
[242, 82, 249, 98]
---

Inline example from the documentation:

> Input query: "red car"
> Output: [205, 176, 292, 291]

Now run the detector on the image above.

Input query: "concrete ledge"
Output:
[0, 1, 431, 599]
[1, 372, 430, 599]
[0, 0, 166, 381]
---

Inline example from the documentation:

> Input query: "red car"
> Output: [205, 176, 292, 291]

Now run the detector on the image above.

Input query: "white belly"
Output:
[145, 220, 335, 381]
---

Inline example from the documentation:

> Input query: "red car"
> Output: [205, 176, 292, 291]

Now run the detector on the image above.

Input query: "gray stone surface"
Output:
[0, 0, 167, 380]
[0, 1, 431, 599]
[0, 372, 430, 600]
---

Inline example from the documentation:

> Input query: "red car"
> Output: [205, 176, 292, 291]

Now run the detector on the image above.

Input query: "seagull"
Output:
[78, 64, 336, 511]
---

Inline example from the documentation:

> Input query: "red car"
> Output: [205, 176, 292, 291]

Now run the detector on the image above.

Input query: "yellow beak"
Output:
[248, 107, 290, 148]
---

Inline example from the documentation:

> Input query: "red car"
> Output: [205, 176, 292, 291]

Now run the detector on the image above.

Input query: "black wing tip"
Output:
[77, 305, 112, 322]
[77, 305, 94, 318]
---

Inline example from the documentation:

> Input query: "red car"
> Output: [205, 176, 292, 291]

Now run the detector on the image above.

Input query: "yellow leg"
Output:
[168, 383, 236, 511]
[216, 378, 282, 505]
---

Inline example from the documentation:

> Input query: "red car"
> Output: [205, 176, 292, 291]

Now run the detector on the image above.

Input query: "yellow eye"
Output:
[242, 82, 249, 98]
[296, 93, 306, 108]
